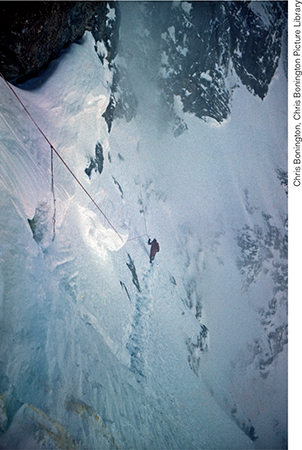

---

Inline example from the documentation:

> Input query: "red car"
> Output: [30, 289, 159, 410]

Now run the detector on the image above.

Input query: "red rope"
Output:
[0, 73, 124, 243]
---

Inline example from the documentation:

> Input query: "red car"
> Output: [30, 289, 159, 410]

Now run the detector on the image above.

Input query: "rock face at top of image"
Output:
[0, 1, 287, 127]
[0, 1, 120, 85]
[135, 1, 287, 124]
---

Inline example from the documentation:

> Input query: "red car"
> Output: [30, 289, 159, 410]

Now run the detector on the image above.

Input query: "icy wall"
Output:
[0, 2, 287, 449]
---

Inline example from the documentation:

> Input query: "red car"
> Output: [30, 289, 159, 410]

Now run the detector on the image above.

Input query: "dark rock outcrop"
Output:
[133, 1, 287, 124]
[84, 142, 104, 179]
[102, 64, 138, 133]
[0, 1, 120, 85]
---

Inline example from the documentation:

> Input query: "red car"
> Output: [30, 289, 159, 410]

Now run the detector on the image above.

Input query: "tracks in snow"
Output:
[126, 264, 155, 382]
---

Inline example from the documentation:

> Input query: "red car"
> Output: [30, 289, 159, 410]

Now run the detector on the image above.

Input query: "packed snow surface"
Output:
[0, 19, 287, 450]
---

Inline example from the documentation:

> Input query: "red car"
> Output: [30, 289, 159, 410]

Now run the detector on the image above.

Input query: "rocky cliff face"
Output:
[0, 1, 120, 85]
[0, 1, 287, 126]
[116, 1, 287, 129]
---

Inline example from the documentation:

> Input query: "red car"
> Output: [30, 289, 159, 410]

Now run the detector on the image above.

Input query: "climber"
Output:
[148, 238, 160, 263]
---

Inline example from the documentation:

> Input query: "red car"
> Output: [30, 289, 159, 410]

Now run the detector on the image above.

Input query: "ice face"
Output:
[0, 3, 287, 449]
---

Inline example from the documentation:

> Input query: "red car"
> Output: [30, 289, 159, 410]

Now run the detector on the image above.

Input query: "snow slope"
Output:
[0, 10, 287, 450]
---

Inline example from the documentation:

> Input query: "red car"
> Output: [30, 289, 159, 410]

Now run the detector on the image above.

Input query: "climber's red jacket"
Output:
[148, 238, 160, 262]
